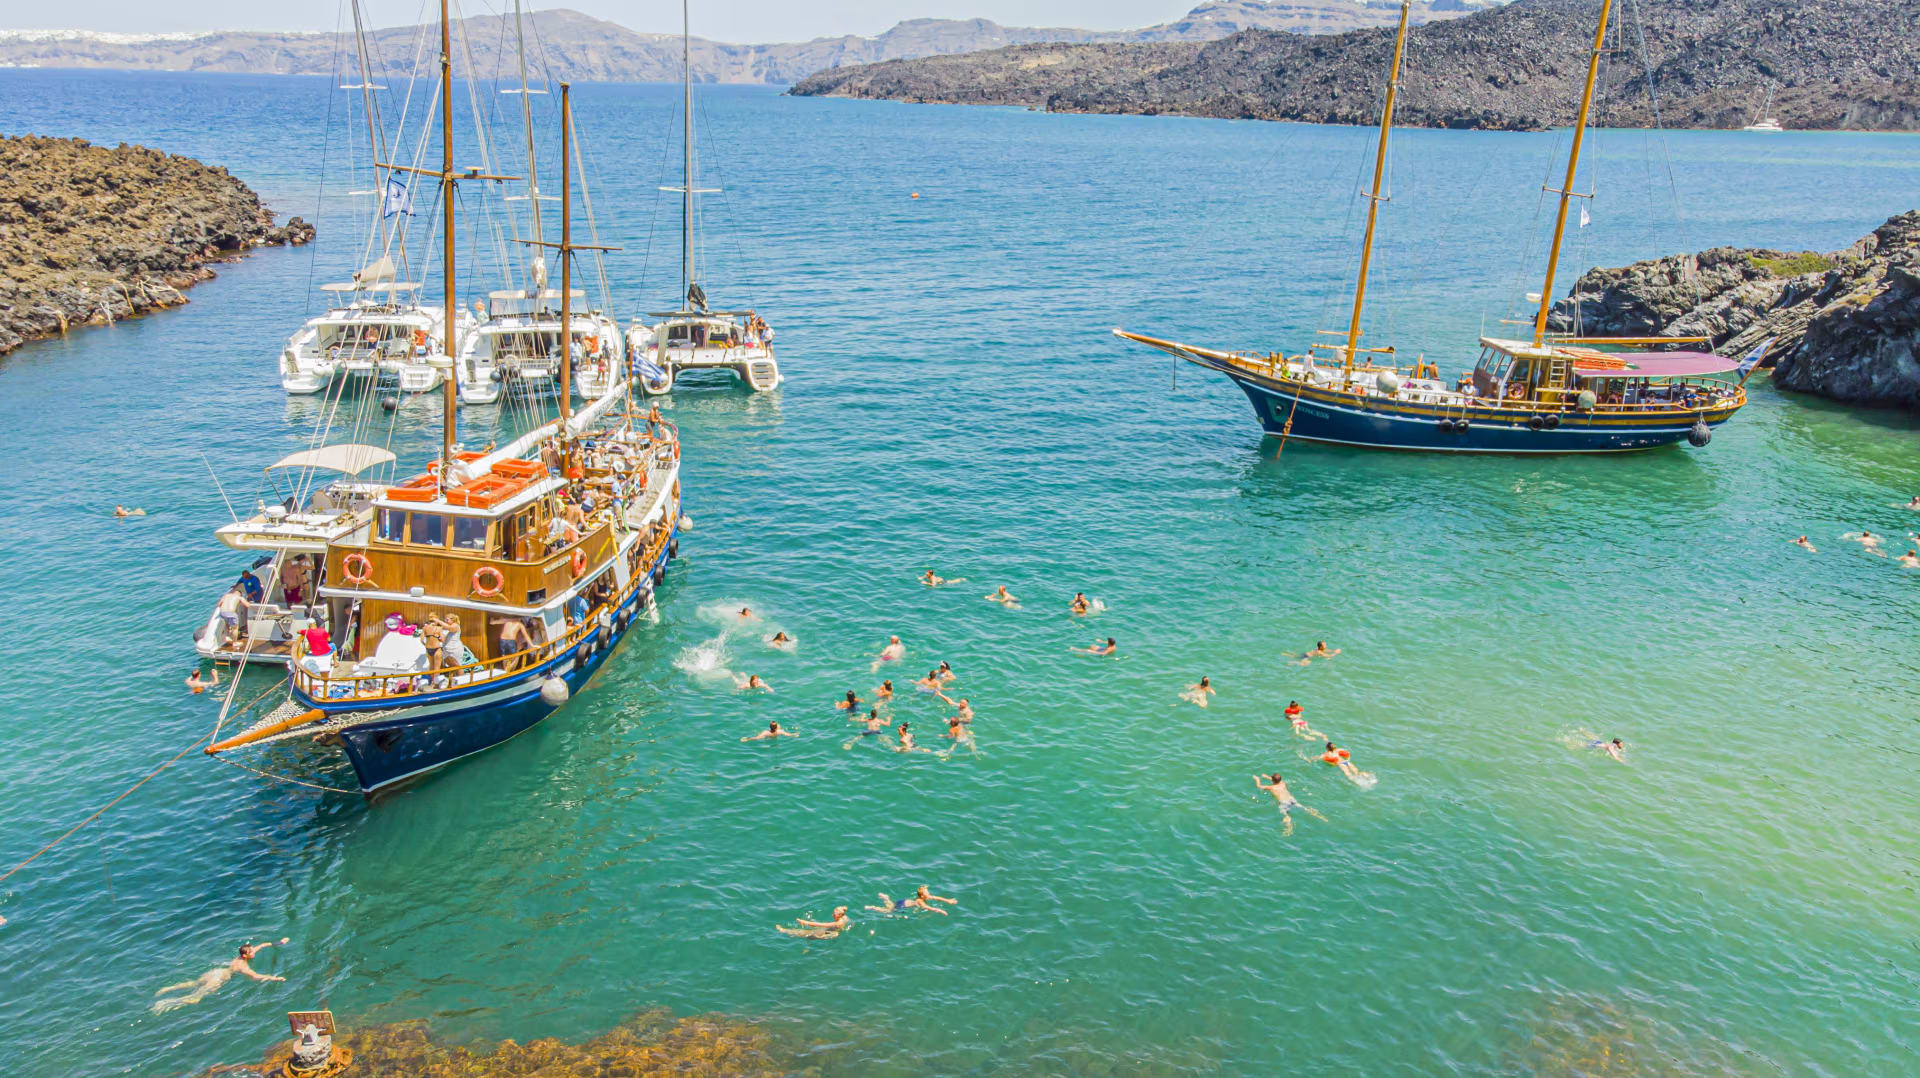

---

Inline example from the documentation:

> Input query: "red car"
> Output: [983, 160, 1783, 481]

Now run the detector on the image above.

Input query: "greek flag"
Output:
[637, 356, 667, 383]
[1735, 336, 1776, 376]
[382, 177, 414, 218]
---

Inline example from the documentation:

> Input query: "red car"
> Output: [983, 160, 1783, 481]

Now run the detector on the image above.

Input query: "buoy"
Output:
[1375, 370, 1402, 395]
[380, 396, 399, 412]
[540, 676, 570, 706]
[910, 192, 920, 199]
[678, 514, 693, 531]
[1576, 389, 1597, 411]
[1688, 421, 1712, 447]
[489, 368, 504, 383]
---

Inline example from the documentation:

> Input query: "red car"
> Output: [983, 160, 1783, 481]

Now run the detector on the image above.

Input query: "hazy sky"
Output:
[6, 0, 1199, 40]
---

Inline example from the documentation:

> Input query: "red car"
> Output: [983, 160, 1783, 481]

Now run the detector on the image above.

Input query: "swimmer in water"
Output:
[737, 606, 758, 620]
[776, 906, 851, 939]
[1308, 641, 1341, 658]
[1320, 742, 1373, 786]
[866, 885, 956, 915]
[984, 585, 1020, 608]
[1180, 676, 1216, 708]
[872, 635, 906, 671]
[186, 668, 220, 694]
[1793, 535, 1817, 552]
[1283, 701, 1322, 740]
[1906, 496, 1920, 511]
[1071, 637, 1117, 656]
[843, 709, 889, 749]
[767, 631, 795, 650]
[935, 691, 974, 722]
[734, 673, 772, 692]
[835, 690, 862, 711]
[1847, 530, 1885, 555]
[1899, 550, 1920, 569]
[1254, 773, 1302, 835]
[152, 938, 289, 1014]
[874, 679, 895, 701]
[741, 720, 795, 741]
[913, 670, 942, 691]
[1069, 592, 1090, 616]
[936, 660, 956, 684]
[113, 504, 146, 518]
[896, 722, 921, 753]
[1590, 737, 1625, 762]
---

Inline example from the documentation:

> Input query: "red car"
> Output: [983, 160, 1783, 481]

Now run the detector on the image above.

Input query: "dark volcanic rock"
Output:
[791, 0, 1920, 132]
[1549, 213, 1920, 410]
[0, 134, 311, 358]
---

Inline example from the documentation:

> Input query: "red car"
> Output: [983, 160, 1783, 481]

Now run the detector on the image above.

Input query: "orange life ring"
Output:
[472, 565, 506, 597]
[341, 552, 374, 587]
[570, 549, 588, 578]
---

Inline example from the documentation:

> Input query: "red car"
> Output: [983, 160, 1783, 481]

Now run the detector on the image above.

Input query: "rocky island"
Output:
[1550, 212, 1920, 411]
[791, 0, 1920, 132]
[0, 134, 312, 359]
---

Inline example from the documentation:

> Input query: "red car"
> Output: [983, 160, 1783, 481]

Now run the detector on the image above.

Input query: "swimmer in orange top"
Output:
[1283, 700, 1322, 740]
[1321, 741, 1373, 786]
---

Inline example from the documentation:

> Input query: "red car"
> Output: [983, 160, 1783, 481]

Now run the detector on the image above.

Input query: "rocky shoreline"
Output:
[791, 0, 1920, 133]
[0, 134, 313, 359]
[1549, 212, 1920, 411]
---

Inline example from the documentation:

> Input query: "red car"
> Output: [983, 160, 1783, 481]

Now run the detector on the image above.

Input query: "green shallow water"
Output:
[2, 72, 1919, 1075]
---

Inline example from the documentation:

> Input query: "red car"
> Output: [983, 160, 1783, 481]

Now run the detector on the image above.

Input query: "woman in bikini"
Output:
[866, 885, 956, 915]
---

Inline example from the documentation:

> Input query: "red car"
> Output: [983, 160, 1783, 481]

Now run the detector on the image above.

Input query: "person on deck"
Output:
[281, 555, 311, 606]
[237, 569, 265, 604]
[215, 586, 246, 647]
[298, 623, 332, 674]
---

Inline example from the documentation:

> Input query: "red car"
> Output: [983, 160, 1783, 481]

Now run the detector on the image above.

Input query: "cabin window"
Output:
[526, 587, 547, 605]
[378, 508, 405, 542]
[453, 516, 489, 551]
[408, 512, 447, 547]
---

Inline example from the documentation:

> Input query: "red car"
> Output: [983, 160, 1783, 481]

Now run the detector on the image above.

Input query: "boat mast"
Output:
[681, 0, 694, 310]
[1341, 0, 1412, 380]
[559, 81, 573, 427]
[1530, 0, 1615, 347]
[512, 0, 543, 247]
[438, 0, 458, 481]
[347, 0, 401, 270]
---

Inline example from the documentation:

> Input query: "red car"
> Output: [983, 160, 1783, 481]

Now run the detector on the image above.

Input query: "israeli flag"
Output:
[382, 177, 414, 218]
[1736, 336, 1776, 376]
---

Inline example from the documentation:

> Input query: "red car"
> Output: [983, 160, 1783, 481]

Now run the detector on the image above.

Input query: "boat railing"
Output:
[291, 518, 675, 704]
[1269, 363, 1746, 414]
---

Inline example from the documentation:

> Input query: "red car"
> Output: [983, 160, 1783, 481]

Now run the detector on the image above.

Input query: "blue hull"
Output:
[298, 537, 674, 795]
[1226, 370, 1732, 454]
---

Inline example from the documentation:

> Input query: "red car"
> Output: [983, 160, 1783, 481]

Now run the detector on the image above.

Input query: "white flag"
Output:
[382, 177, 413, 218]
[1579, 204, 1591, 229]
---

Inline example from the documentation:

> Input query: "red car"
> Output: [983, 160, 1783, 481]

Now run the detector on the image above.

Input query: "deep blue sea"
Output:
[2, 69, 1919, 1075]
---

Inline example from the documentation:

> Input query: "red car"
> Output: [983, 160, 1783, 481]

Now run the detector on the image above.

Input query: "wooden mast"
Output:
[437, 0, 457, 487]
[680, 0, 694, 310]
[559, 81, 573, 426]
[1531, 0, 1615, 347]
[1342, 0, 1413, 382]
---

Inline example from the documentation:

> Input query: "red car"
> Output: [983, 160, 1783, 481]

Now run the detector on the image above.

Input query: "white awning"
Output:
[320, 281, 422, 293]
[266, 444, 397, 475]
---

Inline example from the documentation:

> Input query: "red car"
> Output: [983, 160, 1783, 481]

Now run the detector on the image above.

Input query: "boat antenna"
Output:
[1531, 0, 1615, 347]
[681, 0, 694, 311]
[1342, 0, 1412, 383]
[511, 0, 543, 248]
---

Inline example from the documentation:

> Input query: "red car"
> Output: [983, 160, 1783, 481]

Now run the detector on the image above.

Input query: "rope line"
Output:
[209, 755, 361, 796]
[0, 731, 215, 887]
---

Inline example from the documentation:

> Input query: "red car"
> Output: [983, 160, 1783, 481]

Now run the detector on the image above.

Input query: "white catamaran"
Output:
[625, 0, 780, 395]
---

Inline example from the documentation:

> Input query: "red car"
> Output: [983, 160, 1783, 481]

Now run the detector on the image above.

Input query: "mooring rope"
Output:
[0, 730, 215, 887]
[208, 754, 360, 796]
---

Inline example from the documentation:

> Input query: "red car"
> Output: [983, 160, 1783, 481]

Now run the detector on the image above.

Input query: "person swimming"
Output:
[1590, 737, 1625, 762]
[742, 720, 795, 742]
[113, 505, 146, 518]
[984, 586, 1020, 608]
[936, 661, 956, 684]
[913, 670, 941, 691]
[1180, 676, 1216, 708]
[1899, 550, 1920, 569]
[1793, 535, 1817, 552]
[776, 906, 851, 939]
[734, 673, 772, 692]
[843, 710, 889, 750]
[1320, 742, 1373, 786]
[1847, 530, 1885, 555]
[835, 690, 862, 711]
[1071, 637, 1117, 656]
[935, 692, 974, 724]
[872, 635, 906, 672]
[922, 569, 945, 587]
[866, 885, 956, 915]
[1069, 592, 1090, 616]
[1907, 495, 1920, 511]
[1254, 773, 1302, 835]
[185, 668, 220, 694]
[737, 606, 758, 620]
[1282, 700, 1322, 739]
[767, 631, 795, 650]
[152, 938, 289, 1014]
[1308, 642, 1341, 658]
[875, 679, 895, 701]
[896, 723, 919, 752]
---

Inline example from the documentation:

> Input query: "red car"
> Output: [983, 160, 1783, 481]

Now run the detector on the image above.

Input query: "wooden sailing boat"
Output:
[1117, 0, 1751, 454]
[208, 10, 683, 795]
[624, 0, 780, 395]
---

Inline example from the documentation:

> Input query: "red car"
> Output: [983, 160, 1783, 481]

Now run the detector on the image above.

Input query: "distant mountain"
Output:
[790, 0, 1920, 132]
[0, 3, 1510, 85]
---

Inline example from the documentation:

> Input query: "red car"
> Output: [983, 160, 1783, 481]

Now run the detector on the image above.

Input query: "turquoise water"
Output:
[4, 71, 1920, 1075]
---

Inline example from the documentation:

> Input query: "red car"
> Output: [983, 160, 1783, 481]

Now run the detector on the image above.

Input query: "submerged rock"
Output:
[0, 134, 312, 359]
[1549, 211, 1920, 411]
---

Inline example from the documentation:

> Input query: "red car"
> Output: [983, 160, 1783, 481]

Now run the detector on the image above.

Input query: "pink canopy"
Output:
[1569, 351, 1739, 379]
